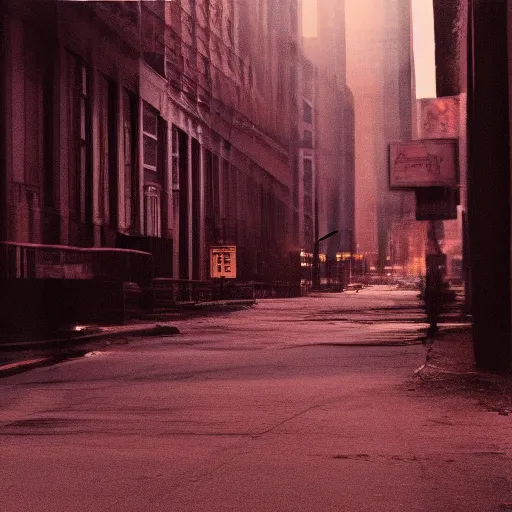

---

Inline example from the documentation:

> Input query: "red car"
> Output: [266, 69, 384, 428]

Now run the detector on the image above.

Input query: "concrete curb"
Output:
[0, 299, 257, 353]
[0, 351, 89, 378]
[0, 325, 168, 352]
[0, 299, 258, 377]
[0, 325, 182, 378]
[191, 299, 256, 309]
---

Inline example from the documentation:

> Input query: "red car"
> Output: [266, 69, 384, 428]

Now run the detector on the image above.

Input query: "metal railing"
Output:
[152, 279, 302, 308]
[0, 242, 153, 283]
[152, 278, 257, 306]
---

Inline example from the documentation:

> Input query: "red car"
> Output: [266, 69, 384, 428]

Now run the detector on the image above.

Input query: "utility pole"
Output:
[424, 220, 444, 337]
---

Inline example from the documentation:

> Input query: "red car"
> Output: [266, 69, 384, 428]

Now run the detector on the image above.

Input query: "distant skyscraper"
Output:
[302, 0, 355, 256]
[345, 0, 414, 269]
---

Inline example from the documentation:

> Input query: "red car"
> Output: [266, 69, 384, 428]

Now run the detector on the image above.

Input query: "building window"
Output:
[303, 157, 313, 194]
[166, 29, 183, 90]
[24, 67, 43, 188]
[143, 102, 158, 172]
[303, 129, 313, 148]
[78, 63, 89, 223]
[98, 76, 112, 225]
[123, 90, 137, 231]
[304, 214, 313, 245]
[144, 185, 161, 237]
[141, 1, 165, 76]
[142, 102, 166, 237]
[67, 53, 92, 229]
[201, 54, 211, 83]
[304, 193, 313, 214]
[171, 125, 180, 190]
[303, 100, 313, 124]
[205, 150, 220, 225]
[142, 102, 165, 237]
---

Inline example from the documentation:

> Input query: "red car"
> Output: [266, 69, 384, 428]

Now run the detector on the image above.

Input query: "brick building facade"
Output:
[0, 0, 322, 332]
[0, 0, 305, 287]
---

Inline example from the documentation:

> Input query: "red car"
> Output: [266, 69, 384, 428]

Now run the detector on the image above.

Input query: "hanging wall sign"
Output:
[389, 139, 459, 188]
[415, 187, 459, 221]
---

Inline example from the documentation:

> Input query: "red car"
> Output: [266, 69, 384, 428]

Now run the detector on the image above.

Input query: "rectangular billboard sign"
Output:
[389, 139, 459, 188]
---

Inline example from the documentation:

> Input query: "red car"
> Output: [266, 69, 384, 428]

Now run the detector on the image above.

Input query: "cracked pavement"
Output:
[0, 286, 510, 511]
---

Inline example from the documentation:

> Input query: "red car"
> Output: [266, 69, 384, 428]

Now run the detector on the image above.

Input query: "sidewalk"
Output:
[0, 299, 256, 377]
[416, 326, 512, 415]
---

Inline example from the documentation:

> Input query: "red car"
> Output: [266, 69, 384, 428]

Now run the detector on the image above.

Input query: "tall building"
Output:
[345, 0, 415, 271]
[296, 54, 317, 253]
[431, 0, 511, 370]
[0, 0, 303, 333]
[415, 0, 512, 370]
[302, 0, 355, 258]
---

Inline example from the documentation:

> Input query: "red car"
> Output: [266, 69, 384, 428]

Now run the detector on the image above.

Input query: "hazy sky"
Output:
[302, 0, 318, 38]
[411, 0, 436, 98]
[302, 0, 436, 99]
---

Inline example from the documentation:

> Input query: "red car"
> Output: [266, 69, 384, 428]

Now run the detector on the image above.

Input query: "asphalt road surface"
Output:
[1, 287, 510, 511]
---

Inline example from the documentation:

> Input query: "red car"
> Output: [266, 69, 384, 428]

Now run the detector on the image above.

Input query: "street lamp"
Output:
[312, 230, 338, 290]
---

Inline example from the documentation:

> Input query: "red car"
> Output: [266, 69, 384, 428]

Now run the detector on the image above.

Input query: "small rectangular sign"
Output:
[210, 246, 237, 279]
[389, 139, 459, 188]
[415, 187, 459, 221]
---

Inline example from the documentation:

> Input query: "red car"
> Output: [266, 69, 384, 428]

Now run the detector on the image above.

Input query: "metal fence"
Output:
[152, 278, 301, 308]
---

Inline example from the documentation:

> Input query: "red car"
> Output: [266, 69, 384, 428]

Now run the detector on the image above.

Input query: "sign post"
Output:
[388, 138, 460, 337]
[389, 138, 460, 221]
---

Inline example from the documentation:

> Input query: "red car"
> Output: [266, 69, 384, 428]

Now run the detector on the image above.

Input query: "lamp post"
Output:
[312, 230, 338, 290]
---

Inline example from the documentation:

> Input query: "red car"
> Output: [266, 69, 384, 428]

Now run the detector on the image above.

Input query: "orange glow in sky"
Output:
[411, 0, 437, 99]
[302, 0, 436, 99]
[302, 0, 318, 38]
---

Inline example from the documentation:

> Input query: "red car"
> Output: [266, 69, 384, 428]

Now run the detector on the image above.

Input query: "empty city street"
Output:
[1, 287, 510, 512]
[2, 0, 512, 510]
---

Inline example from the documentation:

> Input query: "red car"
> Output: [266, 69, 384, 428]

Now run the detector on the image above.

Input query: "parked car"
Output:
[345, 283, 364, 292]
[396, 278, 422, 290]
